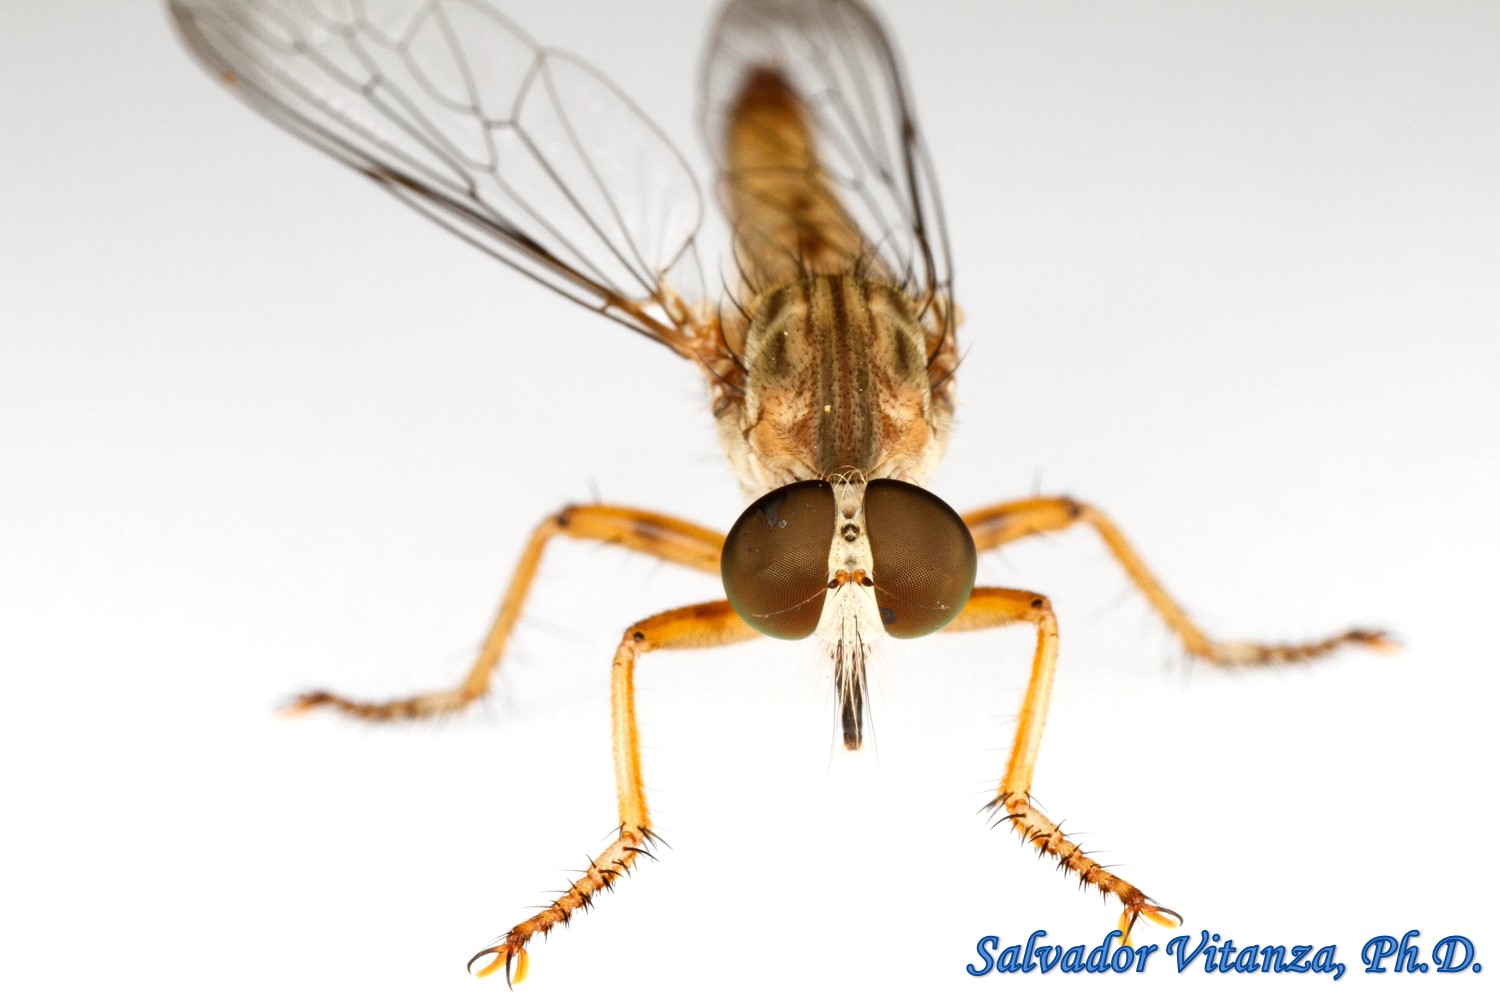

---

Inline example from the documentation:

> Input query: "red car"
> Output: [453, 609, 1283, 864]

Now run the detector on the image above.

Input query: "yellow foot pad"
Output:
[468, 941, 529, 986]
[1119, 899, 1183, 946]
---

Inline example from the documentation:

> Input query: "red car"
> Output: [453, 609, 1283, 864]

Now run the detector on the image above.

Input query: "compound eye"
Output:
[721, 481, 836, 639]
[863, 479, 977, 638]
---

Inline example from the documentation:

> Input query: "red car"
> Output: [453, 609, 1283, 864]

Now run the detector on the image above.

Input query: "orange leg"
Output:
[285, 505, 724, 720]
[945, 587, 1180, 939]
[963, 496, 1395, 664]
[467, 600, 760, 985]
[954, 498, 1394, 936]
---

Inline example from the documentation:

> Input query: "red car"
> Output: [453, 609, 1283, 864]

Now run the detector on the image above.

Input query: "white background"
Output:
[3, 1, 1497, 998]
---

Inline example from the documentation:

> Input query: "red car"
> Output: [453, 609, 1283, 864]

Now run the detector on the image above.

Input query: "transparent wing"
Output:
[701, 0, 953, 340]
[169, 0, 708, 356]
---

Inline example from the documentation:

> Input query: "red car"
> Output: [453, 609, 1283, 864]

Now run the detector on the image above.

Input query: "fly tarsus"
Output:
[1200, 627, 1398, 666]
[985, 790, 1183, 945]
[279, 686, 478, 721]
[467, 826, 662, 985]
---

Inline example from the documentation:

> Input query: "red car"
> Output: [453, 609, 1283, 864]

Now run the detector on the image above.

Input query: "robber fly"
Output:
[170, 0, 1394, 984]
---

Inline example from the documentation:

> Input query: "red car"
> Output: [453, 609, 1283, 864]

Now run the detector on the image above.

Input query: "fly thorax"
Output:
[725, 275, 945, 496]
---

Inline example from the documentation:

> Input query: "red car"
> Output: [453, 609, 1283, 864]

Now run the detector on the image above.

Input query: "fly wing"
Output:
[169, 0, 708, 357]
[701, 0, 954, 347]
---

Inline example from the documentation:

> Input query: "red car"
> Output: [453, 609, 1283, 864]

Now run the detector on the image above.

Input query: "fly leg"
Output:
[962, 496, 1395, 665]
[286, 505, 724, 720]
[466, 600, 760, 985]
[945, 588, 1180, 939]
